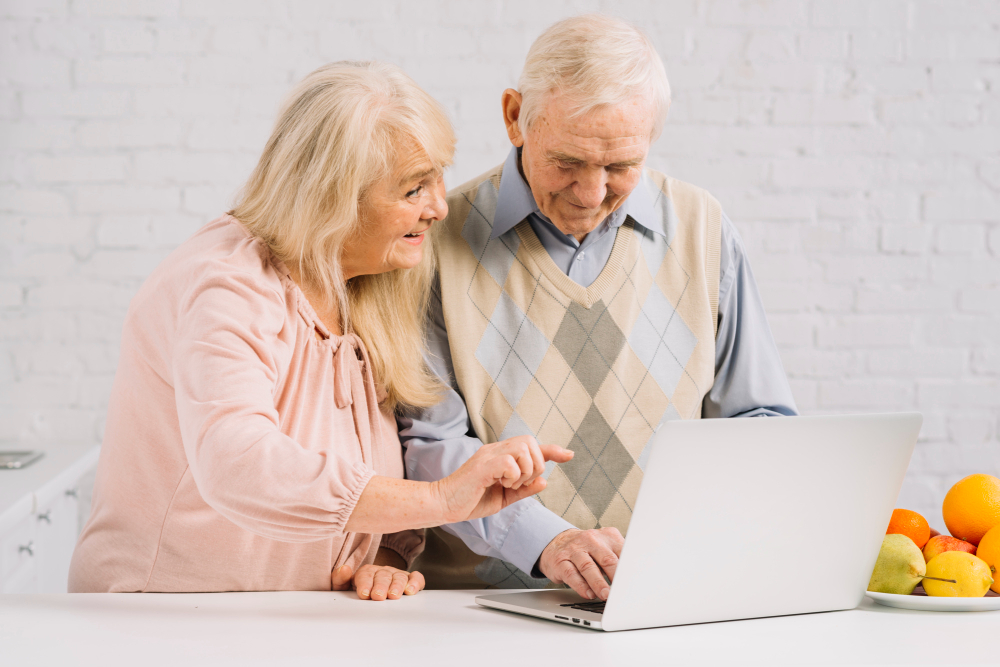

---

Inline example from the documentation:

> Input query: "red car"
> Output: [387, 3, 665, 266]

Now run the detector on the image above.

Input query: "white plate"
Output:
[867, 589, 1000, 612]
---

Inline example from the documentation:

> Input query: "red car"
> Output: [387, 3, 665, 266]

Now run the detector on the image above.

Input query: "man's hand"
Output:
[434, 436, 573, 524]
[538, 528, 624, 601]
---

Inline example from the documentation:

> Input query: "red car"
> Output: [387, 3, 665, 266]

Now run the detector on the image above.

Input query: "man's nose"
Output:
[573, 169, 608, 209]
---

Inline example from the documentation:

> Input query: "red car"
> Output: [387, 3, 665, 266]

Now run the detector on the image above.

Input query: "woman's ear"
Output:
[501, 88, 525, 148]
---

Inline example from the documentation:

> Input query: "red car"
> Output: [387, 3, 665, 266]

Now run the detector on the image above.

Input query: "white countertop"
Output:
[1, 590, 996, 666]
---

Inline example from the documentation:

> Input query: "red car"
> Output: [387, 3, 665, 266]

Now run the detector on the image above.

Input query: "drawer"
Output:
[34, 447, 99, 511]
[34, 490, 80, 594]
[0, 493, 33, 537]
[2, 558, 37, 593]
[1, 512, 37, 581]
[1, 445, 99, 593]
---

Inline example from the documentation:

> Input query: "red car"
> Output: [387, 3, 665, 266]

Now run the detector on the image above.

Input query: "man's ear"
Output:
[501, 89, 525, 147]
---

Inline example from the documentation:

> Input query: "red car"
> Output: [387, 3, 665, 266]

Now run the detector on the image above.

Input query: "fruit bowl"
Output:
[867, 585, 1000, 612]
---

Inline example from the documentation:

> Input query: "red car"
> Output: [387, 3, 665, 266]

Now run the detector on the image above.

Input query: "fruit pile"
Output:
[868, 473, 1000, 598]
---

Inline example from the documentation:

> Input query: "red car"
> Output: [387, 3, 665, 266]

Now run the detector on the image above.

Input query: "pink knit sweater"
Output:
[69, 215, 423, 593]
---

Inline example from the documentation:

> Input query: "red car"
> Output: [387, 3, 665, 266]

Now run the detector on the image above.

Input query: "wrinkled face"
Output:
[341, 148, 448, 279]
[513, 91, 654, 241]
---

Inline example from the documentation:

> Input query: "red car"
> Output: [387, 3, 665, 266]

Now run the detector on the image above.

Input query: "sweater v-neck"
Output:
[514, 217, 634, 309]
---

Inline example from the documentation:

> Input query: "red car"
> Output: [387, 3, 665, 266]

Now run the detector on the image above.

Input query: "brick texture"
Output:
[1, 0, 998, 532]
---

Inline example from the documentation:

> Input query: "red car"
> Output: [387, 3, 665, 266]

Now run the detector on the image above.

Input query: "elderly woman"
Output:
[69, 62, 571, 599]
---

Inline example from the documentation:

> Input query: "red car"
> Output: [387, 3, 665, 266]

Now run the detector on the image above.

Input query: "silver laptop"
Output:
[476, 412, 922, 631]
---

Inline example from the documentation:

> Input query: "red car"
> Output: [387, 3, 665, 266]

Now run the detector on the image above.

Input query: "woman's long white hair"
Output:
[232, 61, 454, 411]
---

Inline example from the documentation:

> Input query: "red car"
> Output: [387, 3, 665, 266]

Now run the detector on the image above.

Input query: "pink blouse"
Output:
[69, 215, 423, 593]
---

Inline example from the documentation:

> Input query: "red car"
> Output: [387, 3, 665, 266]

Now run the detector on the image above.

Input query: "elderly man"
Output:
[399, 14, 797, 600]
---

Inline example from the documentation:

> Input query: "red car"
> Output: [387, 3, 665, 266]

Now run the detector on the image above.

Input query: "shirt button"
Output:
[576, 252, 585, 261]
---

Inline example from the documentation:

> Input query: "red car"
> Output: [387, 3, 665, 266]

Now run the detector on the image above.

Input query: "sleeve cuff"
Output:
[497, 500, 575, 577]
[329, 462, 376, 533]
[379, 529, 427, 569]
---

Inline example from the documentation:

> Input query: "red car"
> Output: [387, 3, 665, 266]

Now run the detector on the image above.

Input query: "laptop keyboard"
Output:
[560, 600, 605, 615]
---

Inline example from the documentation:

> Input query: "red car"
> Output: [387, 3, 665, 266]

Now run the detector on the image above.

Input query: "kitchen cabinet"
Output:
[0, 444, 100, 594]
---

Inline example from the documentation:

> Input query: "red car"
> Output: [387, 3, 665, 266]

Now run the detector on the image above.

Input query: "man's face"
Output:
[511, 91, 654, 241]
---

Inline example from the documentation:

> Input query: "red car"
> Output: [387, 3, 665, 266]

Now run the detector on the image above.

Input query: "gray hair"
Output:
[517, 14, 671, 139]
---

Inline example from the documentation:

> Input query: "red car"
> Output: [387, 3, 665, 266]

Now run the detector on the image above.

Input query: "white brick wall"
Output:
[1, 0, 997, 532]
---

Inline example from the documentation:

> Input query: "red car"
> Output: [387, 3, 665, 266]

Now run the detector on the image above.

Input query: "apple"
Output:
[922, 535, 977, 563]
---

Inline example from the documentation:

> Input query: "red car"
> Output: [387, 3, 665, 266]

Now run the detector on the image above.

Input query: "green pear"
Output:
[868, 534, 926, 595]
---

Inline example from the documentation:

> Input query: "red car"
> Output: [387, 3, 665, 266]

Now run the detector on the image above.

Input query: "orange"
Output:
[885, 508, 930, 549]
[942, 474, 1000, 546]
[976, 524, 1000, 594]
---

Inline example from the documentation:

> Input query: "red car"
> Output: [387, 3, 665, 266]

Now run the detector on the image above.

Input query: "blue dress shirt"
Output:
[397, 147, 798, 577]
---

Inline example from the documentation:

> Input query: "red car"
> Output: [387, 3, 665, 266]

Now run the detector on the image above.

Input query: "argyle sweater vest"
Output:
[413, 164, 722, 589]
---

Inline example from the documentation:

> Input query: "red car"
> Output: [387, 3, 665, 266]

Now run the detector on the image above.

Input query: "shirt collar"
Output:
[490, 145, 663, 240]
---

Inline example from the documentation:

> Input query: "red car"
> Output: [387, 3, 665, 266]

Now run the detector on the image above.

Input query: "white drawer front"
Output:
[2, 559, 37, 593]
[34, 491, 80, 594]
[1, 513, 37, 583]
[1, 445, 99, 594]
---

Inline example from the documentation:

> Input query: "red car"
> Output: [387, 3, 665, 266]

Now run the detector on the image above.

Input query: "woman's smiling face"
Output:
[341, 148, 448, 280]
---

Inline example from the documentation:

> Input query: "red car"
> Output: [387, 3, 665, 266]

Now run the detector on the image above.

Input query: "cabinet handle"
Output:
[19, 541, 34, 557]
[37, 511, 51, 523]
[65, 488, 78, 498]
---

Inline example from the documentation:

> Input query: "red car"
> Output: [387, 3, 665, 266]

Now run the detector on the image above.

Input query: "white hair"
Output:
[232, 61, 454, 410]
[517, 14, 671, 139]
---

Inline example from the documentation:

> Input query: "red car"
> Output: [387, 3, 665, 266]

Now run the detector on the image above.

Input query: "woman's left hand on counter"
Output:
[331, 562, 426, 601]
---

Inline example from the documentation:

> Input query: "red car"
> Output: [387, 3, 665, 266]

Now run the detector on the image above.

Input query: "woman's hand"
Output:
[331, 562, 426, 601]
[343, 437, 573, 535]
[433, 436, 573, 524]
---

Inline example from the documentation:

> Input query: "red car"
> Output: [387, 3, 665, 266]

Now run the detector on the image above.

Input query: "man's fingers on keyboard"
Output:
[560, 566, 595, 600]
[572, 552, 610, 600]
[591, 544, 619, 583]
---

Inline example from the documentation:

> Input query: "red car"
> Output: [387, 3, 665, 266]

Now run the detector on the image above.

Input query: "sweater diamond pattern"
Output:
[430, 167, 719, 589]
[464, 213, 699, 534]
[630, 283, 697, 398]
[462, 175, 716, 544]
[461, 180, 520, 287]
[474, 292, 550, 408]
[552, 300, 627, 396]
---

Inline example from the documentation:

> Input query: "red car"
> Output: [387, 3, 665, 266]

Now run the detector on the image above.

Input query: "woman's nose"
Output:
[425, 183, 448, 221]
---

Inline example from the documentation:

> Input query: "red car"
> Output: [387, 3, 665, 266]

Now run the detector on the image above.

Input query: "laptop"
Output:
[476, 412, 922, 631]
